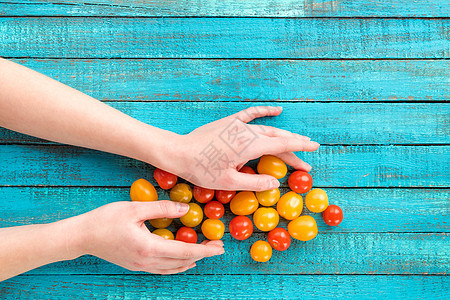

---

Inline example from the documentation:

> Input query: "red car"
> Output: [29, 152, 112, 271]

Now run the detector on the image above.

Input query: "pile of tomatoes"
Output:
[130, 155, 343, 263]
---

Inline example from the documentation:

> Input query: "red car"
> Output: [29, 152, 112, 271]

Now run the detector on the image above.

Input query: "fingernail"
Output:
[271, 179, 280, 189]
[311, 141, 320, 147]
[176, 202, 189, 213]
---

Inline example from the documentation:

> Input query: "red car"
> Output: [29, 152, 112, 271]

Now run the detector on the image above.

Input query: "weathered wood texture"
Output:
[0, 145, 448, 187]
[10, 59, 450, 102]
[1, 102, 449, 145]
[1, 0, 448, 17]
[2, 18, 449, 58]
[2, 275, 450, 299]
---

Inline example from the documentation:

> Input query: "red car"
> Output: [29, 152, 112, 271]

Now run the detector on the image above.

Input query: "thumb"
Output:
[134, 200, 189, 221]
[229, 171, 280, 192]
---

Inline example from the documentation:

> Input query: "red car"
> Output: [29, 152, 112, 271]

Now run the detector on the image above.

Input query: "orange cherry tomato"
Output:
[201, 219, 225, 240]
[250, 240, 272, 262]
[230, 191, 259, 216]
[180, 203, 203, 227]
[130, 178, 158, 202]
[175, 226, 198, 243]
[322, 204, 344, 226]
[257, 155, 287, 179]
[276, 191, 303, 220]
[153, 168, 177, 190]
[253, 207, 279, 232]
[255, 188, 280, 206]
[288, 171, 313, 194]
[239, 166, 256, 174]
[288, 216, 318, 241]
[149, 218, 172, 229]
[229, 215, 253, 240]
[170, 183, 192, 203]
[152, 228, 174, 240]
[193, 186, 215, 203]
[305, 188, 329, 213]
[215, 190, 236, 204]
[267, 228, 291, 251]
[204, 201, 225, 219]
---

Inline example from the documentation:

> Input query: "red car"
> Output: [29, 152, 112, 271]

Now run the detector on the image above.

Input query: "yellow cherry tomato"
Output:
[201, 219, 225, 240]
[170, 183, 193, 203]
[288, 215, 318, 241]
[130, 178, 158, 202]
[250, 240, 272, 262]
[257, 155, 287, 179]
[149, 218, 172, 229]
[305, 188, 329, 213]
[180, 203, 203, 227]
[253, 207, 279, 232]
[276, 191, 303, 220]
[152, 228, 174, 240]
[230, 191, 259, 215]
[255, 188, 280, 206]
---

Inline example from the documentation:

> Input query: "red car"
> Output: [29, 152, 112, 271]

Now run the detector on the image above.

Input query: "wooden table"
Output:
[1, 1, 449, 298]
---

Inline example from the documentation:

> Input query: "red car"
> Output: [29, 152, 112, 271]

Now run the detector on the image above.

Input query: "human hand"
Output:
[165, 106, 319, 191]
[79, 200, 224, 274]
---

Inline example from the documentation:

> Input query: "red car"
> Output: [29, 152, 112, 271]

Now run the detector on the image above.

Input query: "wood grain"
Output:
[1, 0, 448, 17]
[11, 59, 450, 102]
[3, 18, 449, 58]
[2, 275, 449, 299]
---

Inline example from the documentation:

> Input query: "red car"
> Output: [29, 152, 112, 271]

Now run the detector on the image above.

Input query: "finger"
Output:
[229, 106, 282, 123]
[228, 171, 279, 192]
[252, 137, 319, 156]
[133, 200, 189, 221]
[251, 125, 311, 141]
[154, 257, 198, 270]
[201, 240, 224, 247]
[154, 239, 225, 259]
[151, 263, 196, 275]
[276, 152, 312, 172]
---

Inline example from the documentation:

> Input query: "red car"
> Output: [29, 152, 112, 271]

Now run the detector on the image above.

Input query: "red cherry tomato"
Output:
[175, 226, 198, 243]
[288, 171, 313, 194]
[215, 190, 236, 204]
[267, 228, 291, 251]
[193, 186, 215, 203]
[239, 166, 256, 174]
[204, 201, 225, 219]
[153, 168, 177, 190]
[323, 204, 343, 226]
[229, 215, 253, 240]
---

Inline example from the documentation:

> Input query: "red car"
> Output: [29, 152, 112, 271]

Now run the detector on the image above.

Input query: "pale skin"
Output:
[0, 58, 319, 281]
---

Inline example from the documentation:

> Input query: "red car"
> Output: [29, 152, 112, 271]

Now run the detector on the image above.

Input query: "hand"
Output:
[167, 106, 319, 191]
[79, 200, 224, 274]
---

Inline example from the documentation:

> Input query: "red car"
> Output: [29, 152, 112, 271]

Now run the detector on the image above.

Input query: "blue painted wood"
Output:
[10, 59, 450, 102]
[2, 275, 450, 299]
[2, 18, 448, 58]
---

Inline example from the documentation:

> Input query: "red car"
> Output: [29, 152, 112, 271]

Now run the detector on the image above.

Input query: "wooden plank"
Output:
[2, 18, 449, 58]
[1, 102, 449, 145]
[11, 59, 450, 102]
[20, 233, 449, 275]
[1, 187, 448, 233]
[2, 275, 449, 299]
[0, 145, 448, 187]
[1, 0, 449, 17]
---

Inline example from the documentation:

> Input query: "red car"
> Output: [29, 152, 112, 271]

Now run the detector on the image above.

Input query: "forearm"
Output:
[0, 58, 180, 170]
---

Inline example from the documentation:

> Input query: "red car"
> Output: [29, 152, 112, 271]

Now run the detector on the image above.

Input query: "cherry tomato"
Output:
[175, 226, 198, 243]
[153, 168, 177, 190]
[255, 188, 280, 206]
[229, 215, 253, 240]
[253, 207, 279, 232]
[204, 201, 225, 219]
[149, 218, 172, 229]
[305, 188, 329, 213]
[201, 219, 225, 240]
[215, 190, 236, 204]
[230, 191, 259, 215]
[130, 178, 158, 202]
[152, 228, 174, 240]
[288, 171, 313, 194]
[323, 204, 343, 226]
[288, 215, 318, 241]
[257, 155, 287, 179]
[239, 166, 256, 174]
[250, 240, 272, 262]
[267, 228, 291, 251]
[170, 183, 192, 203]
[180, 203, 203, 227]
[193, 186, 215, 203]
[276, 191, 303, 220]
